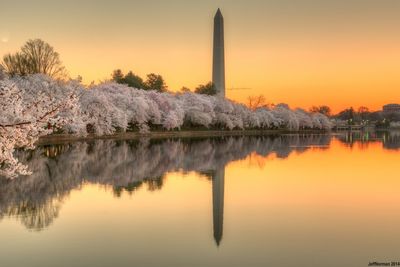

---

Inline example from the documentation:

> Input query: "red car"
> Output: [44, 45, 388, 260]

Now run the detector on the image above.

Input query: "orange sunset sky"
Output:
[1, 0, 400, 113]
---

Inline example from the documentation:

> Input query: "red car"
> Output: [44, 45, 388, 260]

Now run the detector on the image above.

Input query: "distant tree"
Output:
[320, 106, 331, 116]
[336, 107, 355, 123]
[180, 86, 191, 93]
[248, 95, 267, 110]
[358, 106, 369, 113]
[112, 69, 145, 89]
[124, 71, 144, 89]
[368, 111, 383, 122]
[194, 82, 216, 95]
[358, 106, 370, 121]
[144, 73, 167, 92]
[275, 103, 290, 109]
[112, 69, 124, 83]
[309, 105, 331, 116]
[1, 39, 66, 79]
[309, 106, 319, 113]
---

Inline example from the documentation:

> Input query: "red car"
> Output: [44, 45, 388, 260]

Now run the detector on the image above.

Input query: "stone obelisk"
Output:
[212, 8, 225, 98]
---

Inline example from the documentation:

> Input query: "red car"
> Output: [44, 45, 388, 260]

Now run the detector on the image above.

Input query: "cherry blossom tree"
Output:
[77, 83, 332, 134]
[0, 74, 80, 178]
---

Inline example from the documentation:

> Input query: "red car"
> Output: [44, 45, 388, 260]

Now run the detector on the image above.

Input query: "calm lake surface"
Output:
[1, 132, 400, 267]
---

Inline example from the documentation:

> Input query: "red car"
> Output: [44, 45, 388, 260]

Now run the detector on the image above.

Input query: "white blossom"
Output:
[0, 75, 80, 178]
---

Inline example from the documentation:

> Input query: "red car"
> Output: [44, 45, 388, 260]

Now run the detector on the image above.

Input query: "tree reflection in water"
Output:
[3, 133, 397, 236]
[336, 130, 400, 150]
[0, 135, 330, 233]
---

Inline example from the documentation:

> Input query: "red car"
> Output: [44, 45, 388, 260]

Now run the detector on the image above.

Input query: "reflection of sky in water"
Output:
[0, 133, 399, 267]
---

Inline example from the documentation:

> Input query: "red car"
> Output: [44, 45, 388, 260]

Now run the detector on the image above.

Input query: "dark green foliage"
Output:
[111, 70, 167, 92]
[194, 82, 216, 95]
[124, 71, 144, 89]
[144, 73, 167, 92]
[112, 69, 144, 89]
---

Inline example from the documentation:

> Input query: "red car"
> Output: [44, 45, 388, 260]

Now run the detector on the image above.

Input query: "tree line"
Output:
[111, 69, 167, 92]
[2, 38, 398, 125]
[111, 69, 216, 95]
[309, 105, 400, 125]
[111, 69, 217, 95]
[1, 39, 217, 95]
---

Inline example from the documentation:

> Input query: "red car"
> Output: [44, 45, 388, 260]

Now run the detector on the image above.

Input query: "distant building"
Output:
[383, 104, 400, 114]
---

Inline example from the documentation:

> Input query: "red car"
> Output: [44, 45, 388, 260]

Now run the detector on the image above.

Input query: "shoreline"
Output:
[37, 129, 331, 145]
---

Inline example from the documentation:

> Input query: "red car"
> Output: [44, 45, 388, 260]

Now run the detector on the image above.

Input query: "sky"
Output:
[1, 0, 400, 113]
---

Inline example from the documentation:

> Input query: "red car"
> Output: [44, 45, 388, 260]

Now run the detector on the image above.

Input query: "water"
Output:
[0, 132, 400, 267]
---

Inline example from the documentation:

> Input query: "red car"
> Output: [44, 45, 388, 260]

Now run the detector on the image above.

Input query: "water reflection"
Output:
[212, 168, 224, 246]
[1, 133, 399, 245]
[337, 130, 400, 150]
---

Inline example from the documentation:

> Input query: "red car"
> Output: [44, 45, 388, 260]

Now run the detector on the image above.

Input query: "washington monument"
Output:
[212, 8, 225, 98]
